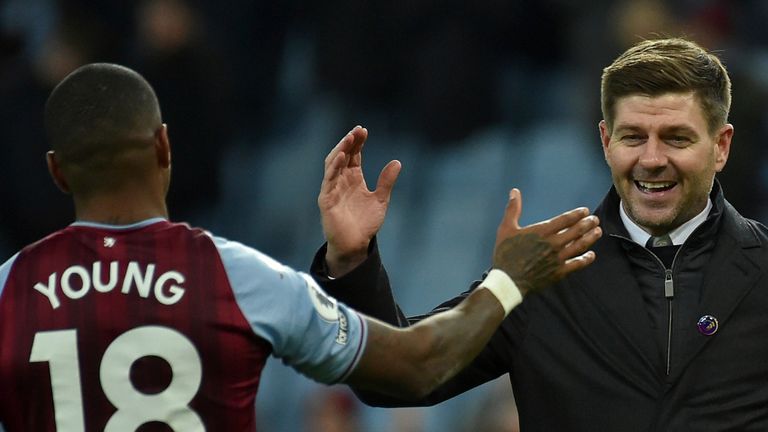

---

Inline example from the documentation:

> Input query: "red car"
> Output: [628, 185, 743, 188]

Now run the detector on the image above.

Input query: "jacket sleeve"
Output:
[310, 237, 408, 326]
[309, 237, 516, 406]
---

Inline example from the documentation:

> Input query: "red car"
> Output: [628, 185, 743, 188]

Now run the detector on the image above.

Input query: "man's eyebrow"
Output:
[612, 124, 700, 136]
[612, 124, 644, 134]
[661, 125, 699, 136]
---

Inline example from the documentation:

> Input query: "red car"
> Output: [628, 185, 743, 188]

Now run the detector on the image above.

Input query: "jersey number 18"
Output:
[30, 326, 205, 431]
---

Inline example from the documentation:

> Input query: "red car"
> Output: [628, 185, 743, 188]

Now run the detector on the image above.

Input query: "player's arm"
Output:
[342, 191, 602, 399]
[346, 287, 504, 399]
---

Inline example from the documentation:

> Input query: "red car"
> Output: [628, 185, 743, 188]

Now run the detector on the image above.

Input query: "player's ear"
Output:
[155, 124, 171, 168]
[46, 150, 71, 193]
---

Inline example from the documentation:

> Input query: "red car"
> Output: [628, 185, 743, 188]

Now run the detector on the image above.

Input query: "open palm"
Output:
[318, 126, 401, 276]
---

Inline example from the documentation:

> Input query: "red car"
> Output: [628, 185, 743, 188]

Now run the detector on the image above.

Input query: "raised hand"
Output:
[492, 188, 602, 296]
[319, 126, 401, 277]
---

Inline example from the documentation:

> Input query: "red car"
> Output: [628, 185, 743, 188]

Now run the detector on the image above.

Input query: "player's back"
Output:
[0, 219, 271, 431]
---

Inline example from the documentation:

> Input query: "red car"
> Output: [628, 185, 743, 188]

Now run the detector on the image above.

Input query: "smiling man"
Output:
[599, 42, 734, 243]
[600, 92, 731, 236]
[309, 37, 768, 430]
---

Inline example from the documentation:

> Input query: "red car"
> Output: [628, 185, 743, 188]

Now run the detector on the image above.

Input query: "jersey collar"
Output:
[70, 217, 168, 230]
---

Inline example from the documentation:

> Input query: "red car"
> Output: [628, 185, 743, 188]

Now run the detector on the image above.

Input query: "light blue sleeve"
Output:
[211, 235, 367, 384]
[0, 253, 19, 300]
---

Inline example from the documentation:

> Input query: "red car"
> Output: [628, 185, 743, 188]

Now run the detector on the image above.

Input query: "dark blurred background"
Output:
[2, 1, 768, 430]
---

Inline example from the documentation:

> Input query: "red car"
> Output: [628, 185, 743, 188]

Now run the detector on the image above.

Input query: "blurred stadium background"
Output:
[2, 1, 768, 431]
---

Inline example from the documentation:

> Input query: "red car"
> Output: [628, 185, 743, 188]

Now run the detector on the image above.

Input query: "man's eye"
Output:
[668, 136, 690, 145]
[621, 135, 643, 143]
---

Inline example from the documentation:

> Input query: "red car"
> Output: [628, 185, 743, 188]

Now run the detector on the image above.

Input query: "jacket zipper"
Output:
[612, 234, 682, 376]
[664, 269, 673, 376]
[663, 248, 684, 376]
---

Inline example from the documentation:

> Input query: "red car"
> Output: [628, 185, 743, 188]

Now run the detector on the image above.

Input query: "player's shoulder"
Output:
[1, 226, 73, 274]
[0, 227, 72, 298]
[0, 252, 20, 297]
[19, 226, 74, 254]
[207, 233, 290, 277]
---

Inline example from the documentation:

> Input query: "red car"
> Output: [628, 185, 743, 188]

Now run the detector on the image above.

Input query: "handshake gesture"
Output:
[319, 126, 602, 296]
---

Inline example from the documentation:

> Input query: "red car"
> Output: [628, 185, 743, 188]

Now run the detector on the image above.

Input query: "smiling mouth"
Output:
[635, 180, 676, 193]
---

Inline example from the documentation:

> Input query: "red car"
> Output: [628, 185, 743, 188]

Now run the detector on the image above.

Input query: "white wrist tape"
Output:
[479, 269, 523, 316]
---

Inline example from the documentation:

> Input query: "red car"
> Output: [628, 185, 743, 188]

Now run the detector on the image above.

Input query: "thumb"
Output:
[374, 160, 402, 201]
[503, 188, 523, 230]
[494, 188, 523, 254]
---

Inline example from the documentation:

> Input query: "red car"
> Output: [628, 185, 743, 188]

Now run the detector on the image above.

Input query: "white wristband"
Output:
[479, 269, 523, 316]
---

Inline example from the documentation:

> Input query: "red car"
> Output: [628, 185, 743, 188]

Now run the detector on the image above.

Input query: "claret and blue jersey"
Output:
[0, 218, 366, 431]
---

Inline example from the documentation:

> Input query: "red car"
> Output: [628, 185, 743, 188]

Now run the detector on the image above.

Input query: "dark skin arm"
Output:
[346, 289, 505, 400]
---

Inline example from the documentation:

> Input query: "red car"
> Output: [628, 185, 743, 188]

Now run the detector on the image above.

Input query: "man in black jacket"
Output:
[311, 38, 768, 430]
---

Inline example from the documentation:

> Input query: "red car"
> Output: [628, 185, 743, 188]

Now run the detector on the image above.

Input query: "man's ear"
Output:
[598, 120, 611, 160]
[155, 124, 171, 168]
[46, 151, 71, 193]
[714, 123, 734, 172]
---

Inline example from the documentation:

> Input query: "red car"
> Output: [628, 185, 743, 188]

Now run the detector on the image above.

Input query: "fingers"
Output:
[551, 214, 600, 249]
[374, 160, 402, 202]
[322, 150, 347, 187]
[348, 126, 367, 168]
[530, 206, 592, 237]
[320, 125, 398, 208]
[324, 129, 352, 167]
[321, 126, 368, 190]
[324, 125, 367, 169]
[560, 250, 597, 276]
[557, 225, 602, 262]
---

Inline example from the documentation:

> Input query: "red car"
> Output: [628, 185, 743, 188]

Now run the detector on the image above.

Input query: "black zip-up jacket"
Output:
[311, 182, 768, 431]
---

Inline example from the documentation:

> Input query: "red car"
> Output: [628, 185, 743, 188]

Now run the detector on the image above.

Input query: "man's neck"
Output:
[73, 190, 168, 225]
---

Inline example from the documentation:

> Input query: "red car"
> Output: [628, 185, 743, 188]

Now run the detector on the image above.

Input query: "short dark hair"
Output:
[44, 63, 162, 163]
[601, 38, 731, 134]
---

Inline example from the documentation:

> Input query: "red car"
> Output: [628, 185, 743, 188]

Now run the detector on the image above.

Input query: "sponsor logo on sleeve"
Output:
[335, 312, 348, 345]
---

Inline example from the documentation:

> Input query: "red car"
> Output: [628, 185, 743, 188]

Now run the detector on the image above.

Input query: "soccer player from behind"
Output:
[0, 63, 601, 431]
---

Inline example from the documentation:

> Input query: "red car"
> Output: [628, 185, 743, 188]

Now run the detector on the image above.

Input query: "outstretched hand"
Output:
[319, 126, 401, 277]
[492, 188, 602, 296]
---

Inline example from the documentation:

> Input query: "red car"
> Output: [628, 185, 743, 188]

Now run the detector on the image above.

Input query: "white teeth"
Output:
[638, 181, 675, 189]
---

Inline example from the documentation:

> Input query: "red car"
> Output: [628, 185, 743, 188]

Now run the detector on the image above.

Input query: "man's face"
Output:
[599, 92, 733, 235]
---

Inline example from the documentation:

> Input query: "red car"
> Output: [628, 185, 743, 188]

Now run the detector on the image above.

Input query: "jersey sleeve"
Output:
[0, 251, 13, 426]
[211, 235, 367, 384]
[0, 253, 19, 301]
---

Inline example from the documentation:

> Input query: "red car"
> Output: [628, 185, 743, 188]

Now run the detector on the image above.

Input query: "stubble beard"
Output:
[617, 174, 715, 235]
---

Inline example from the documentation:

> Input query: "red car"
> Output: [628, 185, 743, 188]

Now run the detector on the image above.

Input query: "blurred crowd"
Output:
[2, 1, 768, 431]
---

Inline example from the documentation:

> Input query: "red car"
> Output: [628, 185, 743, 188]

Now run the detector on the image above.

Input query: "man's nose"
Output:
[638, 137, 668, 169]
